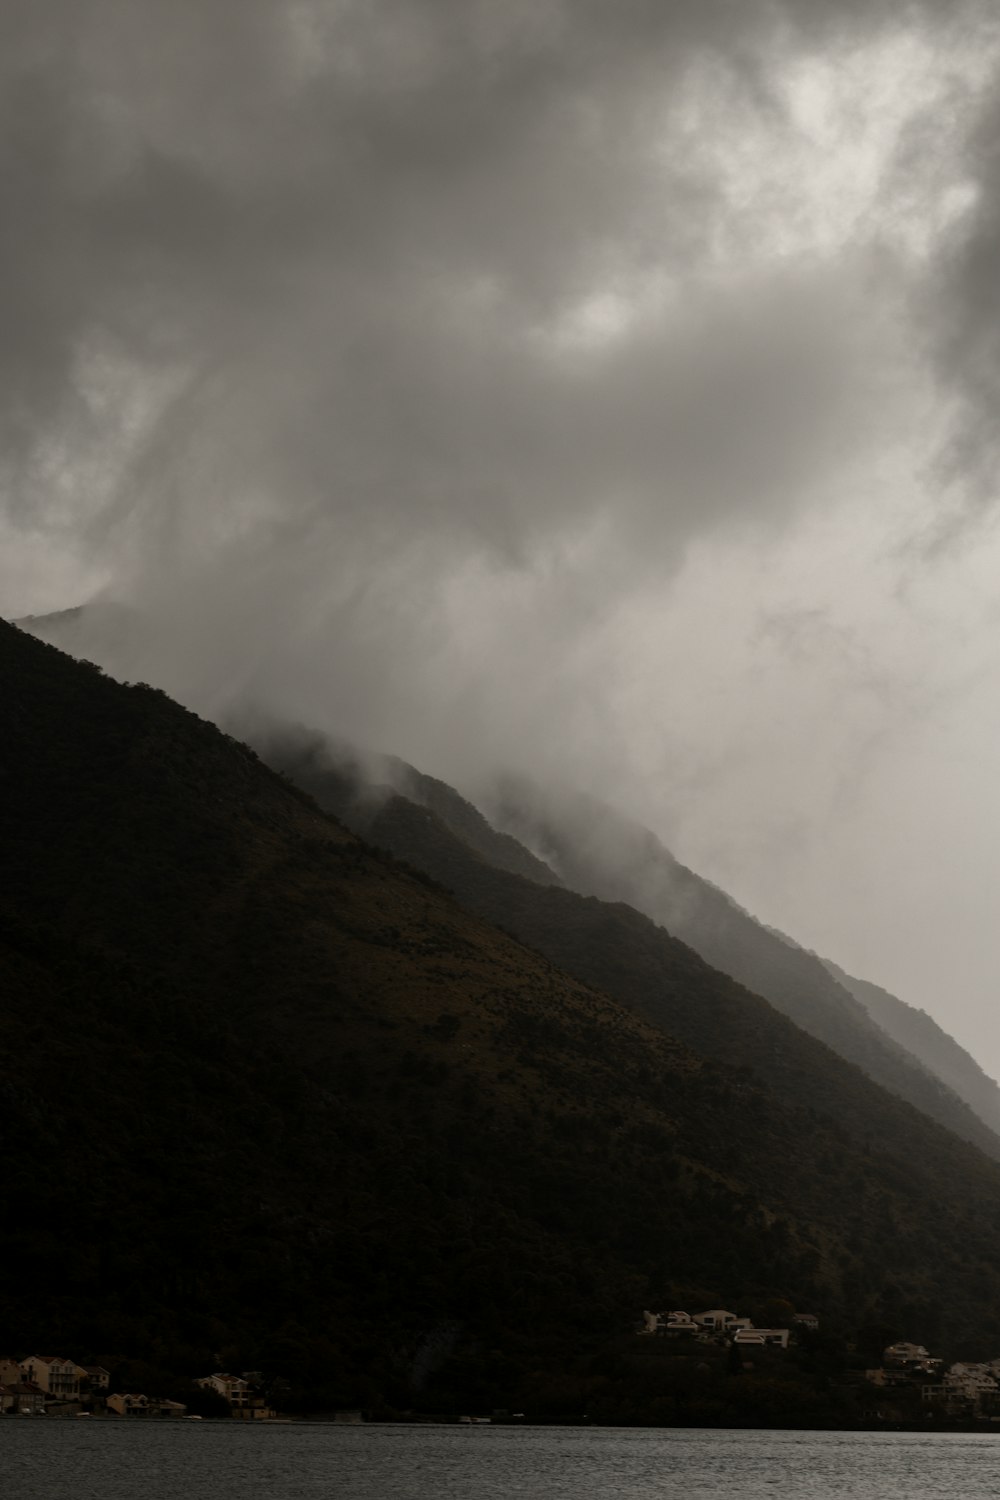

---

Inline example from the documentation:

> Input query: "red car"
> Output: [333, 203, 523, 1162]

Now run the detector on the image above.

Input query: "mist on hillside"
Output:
[7, 0, 1000, 1072]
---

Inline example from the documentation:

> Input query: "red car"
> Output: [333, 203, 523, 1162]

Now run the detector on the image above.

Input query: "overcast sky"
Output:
[4, 1, 1000, 1076]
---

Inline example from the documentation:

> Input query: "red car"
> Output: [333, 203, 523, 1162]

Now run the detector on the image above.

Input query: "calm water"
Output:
[3, 1422, 1000, 1499]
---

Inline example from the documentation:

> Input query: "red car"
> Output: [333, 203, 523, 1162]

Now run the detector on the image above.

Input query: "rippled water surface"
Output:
[4, 1422, 1000, 1499]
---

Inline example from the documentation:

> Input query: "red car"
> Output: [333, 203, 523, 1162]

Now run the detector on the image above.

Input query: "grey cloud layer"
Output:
[0, 5, 963, 513]
[3, 0, 999, 760]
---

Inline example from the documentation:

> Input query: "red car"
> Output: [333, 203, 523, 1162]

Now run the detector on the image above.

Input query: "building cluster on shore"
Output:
[0, 1356, 277, 1419]
[638, 1307, 819, 1350]
[637, 1311, 1000, 1425]
[863, 1341, 1000, 1421]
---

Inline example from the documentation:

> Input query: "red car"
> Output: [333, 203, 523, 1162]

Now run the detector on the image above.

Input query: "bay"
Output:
[3, 1422, 1000, 1500]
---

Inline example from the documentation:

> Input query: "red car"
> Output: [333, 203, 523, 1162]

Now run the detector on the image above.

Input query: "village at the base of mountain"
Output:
[638, 1308, 1000, 1422]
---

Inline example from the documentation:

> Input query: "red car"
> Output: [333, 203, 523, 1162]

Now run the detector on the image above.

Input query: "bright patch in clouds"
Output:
[674, 24, 992, 270]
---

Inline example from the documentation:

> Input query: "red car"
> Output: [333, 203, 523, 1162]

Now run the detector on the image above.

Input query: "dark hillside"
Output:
[265, 745, 1000, 1166]
[485, 782, 1000, 1153]
[25, 605, 990, 1151]
[6, 621, 1000, 1416]
[251, 722, 561, 887]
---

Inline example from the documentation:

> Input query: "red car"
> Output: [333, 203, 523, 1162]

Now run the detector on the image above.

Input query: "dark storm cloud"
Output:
[3, 0, 999, 760]
[924, 82, 1000, 527]
[0, 0, 954, 546]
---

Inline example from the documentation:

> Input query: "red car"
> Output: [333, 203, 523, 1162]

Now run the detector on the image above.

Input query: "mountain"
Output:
[0, 617, 905, 1414]
[259, 735, 1000, 1164]
[3, 617, 779, 1412]
[23, 604, 996, 1155]
[248, 719, 561, 888]
[824, 957, 1000, 1142]
[10, 615, 1000, 1418]
[482, 779, 1000, 1153]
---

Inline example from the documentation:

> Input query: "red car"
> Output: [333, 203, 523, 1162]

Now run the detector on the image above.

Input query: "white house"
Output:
[19, 1356, 86, 1400]
[664, 1314, 701, 1335]
[108, 1392, 149, 1416]
[734, 1327, 790, 1350]
[693, 1310, 752, 1334]
[943, 1363, 1000, 1414]
[198, 1373, 252, 1409]
[640, 1310, 702, 1336]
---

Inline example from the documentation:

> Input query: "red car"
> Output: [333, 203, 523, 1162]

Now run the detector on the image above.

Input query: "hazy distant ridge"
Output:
[824, 957, 1000, 1141]
[259, 731, 1000, 1163]
[254, 723, 562, 890]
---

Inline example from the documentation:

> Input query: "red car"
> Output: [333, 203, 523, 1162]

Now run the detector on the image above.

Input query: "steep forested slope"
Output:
[24, 605, 994, 1155]
[484, 781, 1000, 1151]
[261, 738, 1000, 1164]
[249, 721, 561, 887]
[6, 620, 1000, 1419]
